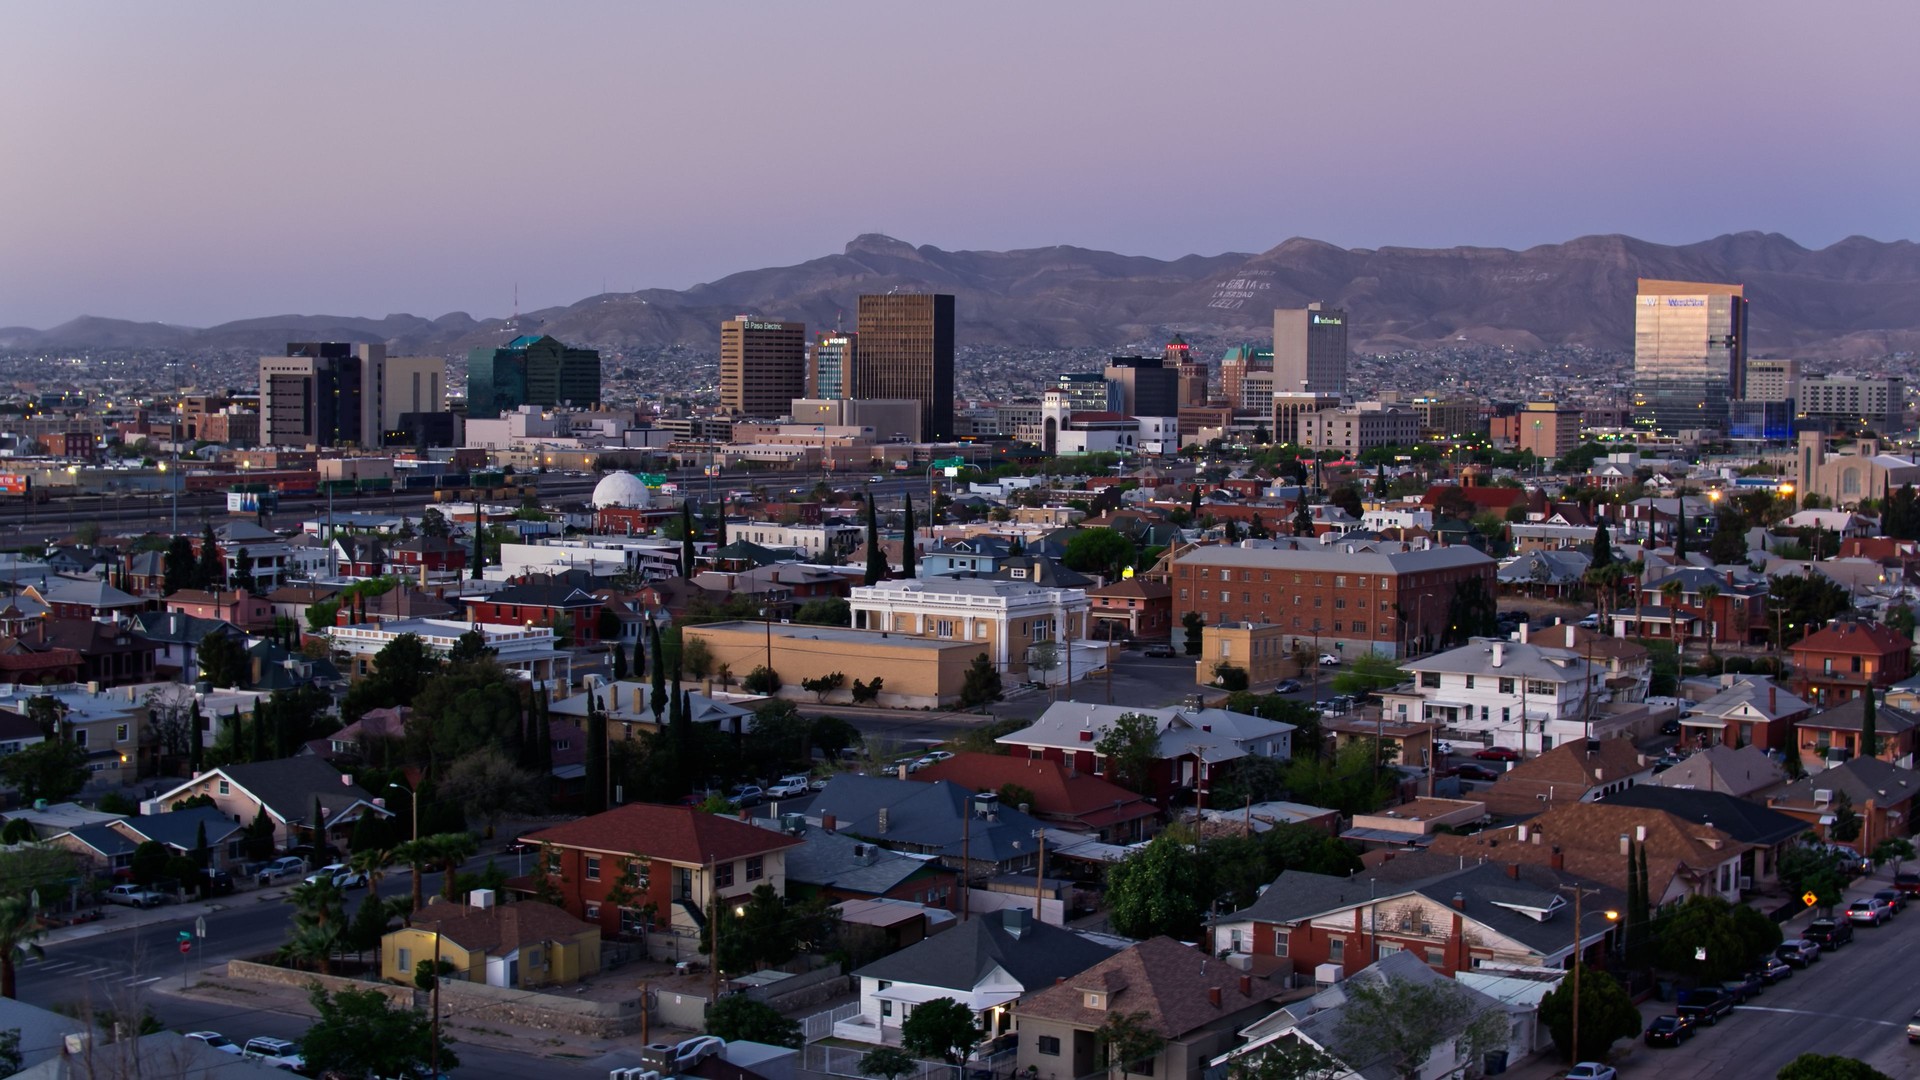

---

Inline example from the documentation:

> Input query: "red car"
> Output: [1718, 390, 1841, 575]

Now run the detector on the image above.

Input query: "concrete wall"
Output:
[227, 958, 644, 1038]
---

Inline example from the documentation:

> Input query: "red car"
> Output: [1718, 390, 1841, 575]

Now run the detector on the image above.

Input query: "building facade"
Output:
[720, 316, 807, 419]
[853, 294, 956, 441]
[812, 331, 856, 399]
[1298, 403, 1418, 454]
[467, 335, 601, 419]
[1273, 303, 1348, 396]
[1105, 355, 1179, 418]
[1795, 374, 1904, 431]
[1631, 278, 1749, 434]
[1744, 358, 1800, 404]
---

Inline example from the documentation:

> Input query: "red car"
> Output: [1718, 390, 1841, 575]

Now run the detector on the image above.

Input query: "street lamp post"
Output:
[1558, 884, 1620, 1062]
[389, 782, 420, 844]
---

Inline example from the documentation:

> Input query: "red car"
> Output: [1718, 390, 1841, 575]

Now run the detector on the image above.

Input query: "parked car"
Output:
[104, 884, 165, 909]
[1847, 897, 1893, 926]
[1434, 740, 1455, 757]
[183, 1032, 240, 1056]
[1565, 1065, 1616, 1080]
[1644, 1014, 1694, 1047]
[1908, 1009, 1920, 1045]
[241, 1038, 305, 1072]
[1317, 654, 1340, 666]
[1719, 972, 1761, 1003]
[1273, 679, 1302, 694]
[1576, 614, 1601, 629]
[1454, 764, 1500, 782]
[303, 864, 368, 890]
[1874, 888, 1906, 914]
[1776, 939, 1820, 967]
[765, 776, 810, 798]
[1143, 644, 1176, 659]
[1676, 988, 1732, 1026]
[914, 750, 954, 769]
[1896, 872, 1920, 897]
[255, 857, 307, 885]
[1806, 917, 1853, 950]
[726, 785, 765, 808]
[1473, 746, 1520, 762]
[201, 869, 234, 896]
[1660, 718, 1683, 736]
[1753, 956, 1793, 983]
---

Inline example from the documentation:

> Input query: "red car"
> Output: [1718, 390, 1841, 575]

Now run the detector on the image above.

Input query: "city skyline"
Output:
[3, 1, 1915, 328]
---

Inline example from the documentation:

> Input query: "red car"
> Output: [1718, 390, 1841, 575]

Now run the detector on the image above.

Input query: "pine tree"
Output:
[864, 495, 886, 585]
[1863, 688, 1880, 759]
[901, 492, 917, 579]
[1591, 522, 1613, 569]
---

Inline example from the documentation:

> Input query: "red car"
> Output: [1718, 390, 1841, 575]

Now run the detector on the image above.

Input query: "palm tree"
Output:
[349, 846, 394, 895]
[0, 895, 44, 999]
[430, 833, 479, 902]
[394, 839, 435, 918]
[1696, 583, 1721, 660]
[283, 878, 346, 974]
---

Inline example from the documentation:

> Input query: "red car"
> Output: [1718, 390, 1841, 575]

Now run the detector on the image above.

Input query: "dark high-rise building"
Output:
[719, 316, 806, 418]
[811, 331, 856, 400]
[1105, 355, 1180, 418]
[853, 294, 955, 440]
[1273, 302, 1348, 396]
[1631, 279, 1748, 434]
[467, 335, 601, 419]
[259, 342, 373, 447]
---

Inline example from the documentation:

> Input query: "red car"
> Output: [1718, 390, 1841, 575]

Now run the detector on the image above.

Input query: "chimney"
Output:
[1619, 833, 1631, 855]
[1238, 975, 1252, 996]
[1635, 824, 1647, 842]
[1207, 987, 1222, 1008]
[898, 764, 909, 780]
[1517, 622, 1529, 644]
[1505, 862, 1520, 879]
[1532, 830, 1542, 845]
[1517, 824, 1529, 843]
[876, 808, 889, 834]
[1492, 642, 1505, 668]
[1002, 907, 1031, 938]
[1453, 892, 1468, 908]
[1565, 624, 1576, 648]
[823, 813, 837, 834]
[1550, 846, 1565, 871]
[1770, 686, 1777, 712]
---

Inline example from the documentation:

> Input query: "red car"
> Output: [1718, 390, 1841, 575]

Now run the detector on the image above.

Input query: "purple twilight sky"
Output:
[2, 0, 1915, 328]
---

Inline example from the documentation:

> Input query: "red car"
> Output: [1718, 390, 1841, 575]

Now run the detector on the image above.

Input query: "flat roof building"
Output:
[1632, 278, 1748, 435]
[720, 316, 807, 419]
[854, 294, 955, 441]
[1274, 303, 1348, 396]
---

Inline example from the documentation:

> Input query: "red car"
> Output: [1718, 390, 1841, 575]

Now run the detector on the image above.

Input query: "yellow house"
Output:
[382, 895, 600, 989]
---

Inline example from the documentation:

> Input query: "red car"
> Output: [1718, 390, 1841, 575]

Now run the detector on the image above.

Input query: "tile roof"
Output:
[1790, 619, 1911, 657]
[912, 753, 1158, 828]
[1016, 936, 1284, 1039]
[854, 909, 1115, 994]
[411, 900, 597, 956]
[521, 803, 803, 866]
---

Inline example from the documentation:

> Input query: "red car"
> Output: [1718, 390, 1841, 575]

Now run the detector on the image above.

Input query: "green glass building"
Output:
[467, 335, 601, 418]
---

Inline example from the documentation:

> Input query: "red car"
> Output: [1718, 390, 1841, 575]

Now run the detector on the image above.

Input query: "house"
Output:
[332, 587, 463, 625]
[1212, 951, 1520, 1080]
[920, 536, 1014, 579]
[1678, 674, 1814, 754]
[162, 588, 274, 632]
[1013, 936, 1286, 1080]
[774, 827, 959, 909]
[1474, 738, 1654, 817]
[332, 534, 390, 578]
[1794, 693, 1918, 771]
[1497, 549, 1590, 598]
[912, 752, 1160, 843]
[303, 706, 409, 764]
[0, 682, 154, 785]
[996, 701, 1294, 807]
[465, 581, 612, 644]
[550, 681, 755, 741]
[1381, 639, 1613, 754]
[0, 711, 45, 756]
[37, 617, 160, 687]
[131, 611, 245, 682]
[26, 578, 143, 621]
[1209, 859, 1622, 980]
[146, 757, 393, 851]
[214, 520, 294, 591]
[517, 802, 804, 941]
[382, 894, 599, 988]
[266, 584, 342, 630]
[849, 576, 1095, 682]
[0, 636, 83, 686]
[806, 778, 1051, 880]
[110, 804, 250, 870]
[1789, 619, 1914, 706]
[1617, 566, 1768, 646]
[47, 824, 139, 878]
[390, 535, 468, 578]
[1764, 756, 1920, 857]
[839, 907, 1114, 1047]
[1600, 786, 1806, 887]
[1426, 801, 1758, 904]
[1647, 744, 1787, 797]
[1085, 578, 1174, 643]
[331, 618, 572, 687]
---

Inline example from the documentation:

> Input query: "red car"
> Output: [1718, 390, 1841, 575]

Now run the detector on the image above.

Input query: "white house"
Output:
[331, 618, 572, 689]
[850, 576, 1098, 682]
[1382, 638, 1608, 754]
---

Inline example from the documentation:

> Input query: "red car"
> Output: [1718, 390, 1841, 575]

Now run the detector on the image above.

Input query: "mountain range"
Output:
[5, 231, 1918, 358]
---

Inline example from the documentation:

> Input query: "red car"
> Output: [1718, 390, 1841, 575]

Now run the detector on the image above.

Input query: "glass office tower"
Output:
[1631, 279, 1748, 434]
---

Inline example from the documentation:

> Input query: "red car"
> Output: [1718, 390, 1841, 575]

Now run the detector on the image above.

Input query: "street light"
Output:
[1559, 884, 1620, 1061]
[388, 782, 420, 844]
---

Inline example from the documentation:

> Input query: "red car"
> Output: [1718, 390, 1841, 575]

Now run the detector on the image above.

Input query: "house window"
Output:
[1464, 676, 1475, 690]
[1126, 1060, 1154, 1076]
[115, 724, 129, 742]
[881, 1000, 894, 1018]
[1526, 680, 1555, 696]
[715, 862, 735, 888]
[397, 947, 411, 972]
[1037, 1036, 1061, 1056]
[218, 780, 229, 796]
[1084, 992, 1105, 1010]
[1426, 947, 1445, 966]
[1274, 931, 1289, 957]
[937, 620, 954, 639]
[585, 857, 601, 881]
[1328, 939, 1345, 963]
[1420, 672, 1440, 689]
[1499, 678, 1515, 694]
[73, 730, 87, 748]
[677, 867, 693, 898]
[746, 856, 764, 881]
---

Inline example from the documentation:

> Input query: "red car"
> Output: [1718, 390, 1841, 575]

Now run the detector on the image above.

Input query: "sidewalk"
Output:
[39, 886, 293, 947]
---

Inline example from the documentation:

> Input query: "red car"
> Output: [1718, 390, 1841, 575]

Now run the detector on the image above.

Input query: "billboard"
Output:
[0, 475, 29, 496]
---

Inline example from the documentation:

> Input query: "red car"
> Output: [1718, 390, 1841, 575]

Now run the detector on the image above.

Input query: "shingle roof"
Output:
[1602, 786, 1807, 847]
[807, 776, 1050, 863]
[118, 805, 246, 851]
[1768, 756, 1920, 810]
[411, 900, 597, 956]
[1277, 952, 1505, 1080]
[521, 803, 803, 866]
[1799, 695, 1919, 734]
[777, 828, 939, 897]
[1648, 745, 1786, 796]
[156, 758, 383, 827]
[853, 910, 1115, 994]
[1015, 936, 1283, 1038]
[1404, 639, 1596, 684]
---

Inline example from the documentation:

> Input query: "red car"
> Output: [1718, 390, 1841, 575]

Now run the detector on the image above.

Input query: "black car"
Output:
[200, 869, 234, 897]
[1753, 956, 1792, 983]
[1645, 1014, 1694, 1047]
[1874, 888, 1906, 914]
[1806, 918, 1853, 951]
[1142, 644, 1176, 659]
[1660, 718, 1682, 736]
[1273, 678, 1302, 694]
[1676, 988, 1732, 1026]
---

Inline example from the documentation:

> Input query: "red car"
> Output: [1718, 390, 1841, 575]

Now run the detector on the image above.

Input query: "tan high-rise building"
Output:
[1632, 278, 1748, 434]
[1166, 335, 1208, 407]
[1274, 302, 1349, 396]
[720, 316, 807, 419]
[1744, 358, 1800, 404]
[1514, 401, 1582, 462]
[853, 294, 955, 440]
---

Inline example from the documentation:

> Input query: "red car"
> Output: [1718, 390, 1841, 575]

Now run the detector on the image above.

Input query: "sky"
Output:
[3, 0, 1916, 328]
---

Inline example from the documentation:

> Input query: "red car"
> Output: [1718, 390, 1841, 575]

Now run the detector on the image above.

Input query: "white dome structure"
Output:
[591, 472, 654, 510]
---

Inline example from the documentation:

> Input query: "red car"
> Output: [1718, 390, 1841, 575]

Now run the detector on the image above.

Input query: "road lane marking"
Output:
[1735, 1005, 1902, 1027]
[78, 967, 114, 978]
[126, 977, 161, 987]
[35, 962, 75, 972]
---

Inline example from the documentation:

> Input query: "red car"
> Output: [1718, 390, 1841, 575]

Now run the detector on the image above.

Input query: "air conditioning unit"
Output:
[1813, 789, 1833, 805]
[1738, 876, 1752, 891]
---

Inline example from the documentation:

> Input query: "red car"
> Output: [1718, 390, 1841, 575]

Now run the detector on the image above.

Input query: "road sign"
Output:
[177, 930, 192, 944]
[1802, 891, 1818, 907]
[195, 916, 206, 939]
[178, 941, 191, 954]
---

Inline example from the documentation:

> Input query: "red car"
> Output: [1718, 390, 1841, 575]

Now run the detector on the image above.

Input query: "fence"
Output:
[802, 1002, 860, 1043]
[803, 1044, 1018, 1080]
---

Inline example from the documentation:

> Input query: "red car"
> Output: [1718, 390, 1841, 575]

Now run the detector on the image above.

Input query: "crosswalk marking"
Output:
[126, 977, 162, 987]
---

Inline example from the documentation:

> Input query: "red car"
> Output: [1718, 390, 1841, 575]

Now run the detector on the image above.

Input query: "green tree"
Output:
[1653, 895, 1760, 982]
[196, 630, 248, 688]
[1775, 1055, 1894, 1080]
[1828, 790, 1862, 843]
[1873, 836, 1915, 876]
[1334, 975, 1508, 1080]
[743, 666, 781, 695]
[163, 535, 197, 595]
[301, 985, 457, 1080]
[1536, 964, 1641, 1061]
[858, 1047, 917, 1080]
[900, 996, 982, 1064]
[1330, 653, 1404, 697]
[129, 841, 169, 887]
[959, 654, 1002, 707]
[1861, 690, 1879, 760]
[793, 597, 852, 626]
[1182, 611, 1205, 656]
[1094, 712, 1162, 795]
[1062, 529, 1136, 580]
[1097, 1010, 1166, 1080]
[409, 658, 525, 762]
[1226, 1041, 1344, 1080]
[195, 523, 223, 589]
[244, 806, 276, 861]
[864, 495, 888, 584]
[438, 747, 545, 835]
[1105, 833, 1204, 939]
[901, 491, 918, 578]
[705, 994, 801, 1047]
[344, 891, 393, 960]
[1708, 508, 1750, 563]
[281, 878, 347, 974]
[0, 896, 44, 999]
[0, 741, 88, 803]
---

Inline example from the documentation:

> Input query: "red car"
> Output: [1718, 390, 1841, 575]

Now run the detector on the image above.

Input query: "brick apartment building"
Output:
[1171, 539, 1496, 660]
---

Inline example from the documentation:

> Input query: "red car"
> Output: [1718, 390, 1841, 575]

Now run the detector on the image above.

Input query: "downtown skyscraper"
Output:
[719, 316, 806, 418]
[1631, 278, 1748, 434]
[853, 293, 955, 440]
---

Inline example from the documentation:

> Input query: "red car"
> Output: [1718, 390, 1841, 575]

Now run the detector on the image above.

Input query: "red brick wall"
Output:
[1173, 555, 1493, 652]
[544, 847, 682, 935]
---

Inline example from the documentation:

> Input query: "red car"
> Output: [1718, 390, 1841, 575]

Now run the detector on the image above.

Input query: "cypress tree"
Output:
[716, 515, 728, 550]
[311, 794, 326, 850]
[901, 491, 918, 579]
[649, 623, 668, 722]
[680, 502, 696, 578]
[1863, 687, 1879, 759]
[611, 640, 628, 680]
[1591, 522, 1613, 569]
[1674, 506, 1688, 560]
[470, 505, 485, 580]
[196, 523, 223, 589]
[585, 693, 607, 814]
[863, 495, 886, 585]
[245, 706, 263, 763]
[632, 630, 646, 681]
[1190, 485, 1202, 519]
[188, 702, 203, 774]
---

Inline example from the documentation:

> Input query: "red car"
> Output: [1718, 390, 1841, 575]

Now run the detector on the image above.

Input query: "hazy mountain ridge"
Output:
[6, 231, 1918, 358]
